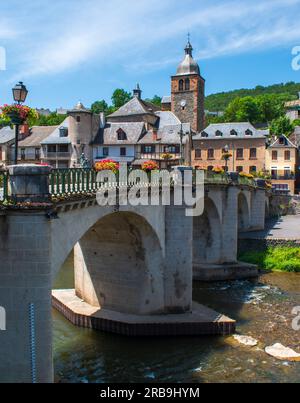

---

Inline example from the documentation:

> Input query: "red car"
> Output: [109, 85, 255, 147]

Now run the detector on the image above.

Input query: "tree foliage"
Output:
[269, 116, 295, 137]
[111, 89, 132, 109]
[31, 112, 67, 127]
[205, 81, 300, 112]
[145, 95, 162, 106]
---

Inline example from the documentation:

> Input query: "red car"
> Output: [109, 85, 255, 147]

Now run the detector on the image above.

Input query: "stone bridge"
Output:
[0, 165, 269, 382]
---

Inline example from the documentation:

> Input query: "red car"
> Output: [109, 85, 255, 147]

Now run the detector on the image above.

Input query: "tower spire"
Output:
[185, 33, 193, 56]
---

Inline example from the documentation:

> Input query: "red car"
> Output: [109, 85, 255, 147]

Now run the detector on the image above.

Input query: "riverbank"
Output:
[239, 247, 300, 273]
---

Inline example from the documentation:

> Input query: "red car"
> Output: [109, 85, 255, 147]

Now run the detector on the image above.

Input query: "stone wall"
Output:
[269, 194, 300, 216]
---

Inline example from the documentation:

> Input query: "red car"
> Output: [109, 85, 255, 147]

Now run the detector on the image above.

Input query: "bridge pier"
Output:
[0, 212, 53, 383]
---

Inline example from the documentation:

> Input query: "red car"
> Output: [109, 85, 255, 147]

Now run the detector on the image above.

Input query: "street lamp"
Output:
[224, 144, 230, 173]
[12, 82, 28, 164]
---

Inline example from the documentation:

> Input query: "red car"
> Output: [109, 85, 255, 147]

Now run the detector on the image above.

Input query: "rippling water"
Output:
[53, 255, 300, 383]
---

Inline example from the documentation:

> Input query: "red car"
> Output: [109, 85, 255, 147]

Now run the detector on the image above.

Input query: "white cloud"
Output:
[4, 0, 300, 80]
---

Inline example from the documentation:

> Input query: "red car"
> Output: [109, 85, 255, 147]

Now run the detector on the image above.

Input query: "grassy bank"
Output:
[239, 247, 300, 273]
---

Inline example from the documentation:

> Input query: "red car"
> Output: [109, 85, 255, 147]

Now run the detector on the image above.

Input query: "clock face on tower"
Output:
[180, 100, 186, 108]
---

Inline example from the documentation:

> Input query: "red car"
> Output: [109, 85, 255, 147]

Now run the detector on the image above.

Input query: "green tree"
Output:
[0, 114, 11, 128]
[269, 116, 295, 137]
[91, 100, 108, 115]
[31, 112, 67, 127]
[111, 89, 132, 109]
[145, 95, 162, 106]
[224, 97, 261, 123]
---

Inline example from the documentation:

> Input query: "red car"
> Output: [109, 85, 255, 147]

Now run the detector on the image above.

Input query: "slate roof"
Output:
[156, 111, 181, 127]
[162, 96, 171, 104]
[285, 99, 300, 108]
[19, 126, 58, 147]
[108, 97, 160, 119]
[269, 134, 297, 149]
[41, 118, 71, 145]
[94, 122, 146, 145]
[0, 127, 15, 145]
[193, 122, 269, 140]
[138, 123, 190, 145]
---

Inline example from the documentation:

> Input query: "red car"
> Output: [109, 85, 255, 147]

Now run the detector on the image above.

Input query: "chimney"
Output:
[19, 124, 30, 139]
[99, 112, 106, 128]
[133, 83, 142, 100]
[153, 129, 158, 142]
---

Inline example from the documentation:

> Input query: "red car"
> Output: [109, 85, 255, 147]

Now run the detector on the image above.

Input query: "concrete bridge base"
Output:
[193, 262, 259, 282]
[52, 290, 235, 336]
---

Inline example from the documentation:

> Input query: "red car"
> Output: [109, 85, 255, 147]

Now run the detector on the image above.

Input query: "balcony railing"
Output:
[271, 174, 295, 180]
[44, 152, 71, 159]
[135, 153, 182, 161]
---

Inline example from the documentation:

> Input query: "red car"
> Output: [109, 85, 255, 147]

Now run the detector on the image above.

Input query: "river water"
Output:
[53, 256, 300, 383]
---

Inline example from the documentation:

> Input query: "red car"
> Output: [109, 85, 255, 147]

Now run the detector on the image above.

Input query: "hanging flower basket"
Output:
[0, 104, 37, 125]
[222, 152, 233, 160]
[161, 153, 173, 161]
[94, 159, 119, 174]
[212, 166, 225, 175]
[141, 160, 159, 173]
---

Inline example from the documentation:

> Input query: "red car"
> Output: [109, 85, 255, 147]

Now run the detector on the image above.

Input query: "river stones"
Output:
[233, 335, 258, 347]
[265, 343, 300, 361]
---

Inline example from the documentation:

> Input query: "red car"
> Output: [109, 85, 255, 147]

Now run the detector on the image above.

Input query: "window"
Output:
[35, 148, 40, 160]
[47, 145, 56, 153]
[250, 166, 257, 173]
[236, 166, 243, 173]
[285, 150, 291, 161]
[237, 148, 244, 159]
[179, 80, 184, 91]
[142, 145, 155, 154]
[185, 78, 190, 91]
[164, 145, 180, 154]
[117, 129, 127, 141]
[279, 137, 285, 145]
[21, 148, 25, 161]
[284, 167, 291, 178]
[195, 149, 202, 159]
[201, 131, 208, 138]
[245, 129, 253, 136]
[58, 145, 69, 153]
[208, 149, 214, 159]
[250, 148, 257, 159]
[103, 147, 109, 157]
[215, 130, 223, 137]
[272, 150, 278, 161]
[76, 116, 81, 123]
[120, 147, 127, 157]
[230, 130, 238, 136]
[271, 168, 277, 179]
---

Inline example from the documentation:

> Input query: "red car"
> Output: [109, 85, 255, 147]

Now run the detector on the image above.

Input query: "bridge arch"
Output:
[238, 192, 250, 232]
[52, 209, 165, 315]
[193, 196, 222, 264]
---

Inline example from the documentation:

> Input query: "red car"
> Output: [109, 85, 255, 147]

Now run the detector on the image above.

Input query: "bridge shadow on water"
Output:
[51, 252, 288, 384]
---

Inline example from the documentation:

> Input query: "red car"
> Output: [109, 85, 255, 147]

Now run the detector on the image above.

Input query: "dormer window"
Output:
[279, 137, 286, 145]
[230, 129, 238, 136]
[179, 80, 184, 91]
[59, 127, 68, 137]
[216, 130, 223, 137]
[201, 131, 208, 138]
[117, 128, 127, 141]
[245, 129, 253, 136]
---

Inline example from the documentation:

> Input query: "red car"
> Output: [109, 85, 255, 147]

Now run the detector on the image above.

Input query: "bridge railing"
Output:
[0, 170, 9, 204]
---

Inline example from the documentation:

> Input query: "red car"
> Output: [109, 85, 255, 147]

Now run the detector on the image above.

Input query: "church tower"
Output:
[171, 39, 205, 132]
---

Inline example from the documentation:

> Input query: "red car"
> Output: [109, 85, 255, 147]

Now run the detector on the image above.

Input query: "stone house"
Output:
[18, 126, 58, 164]
[0, 127, 15, 167]
[93, 86, 191, 168]
[285, 93, 300, 122]
[266, 134, 298, 194]
[192, 122, 268, 174]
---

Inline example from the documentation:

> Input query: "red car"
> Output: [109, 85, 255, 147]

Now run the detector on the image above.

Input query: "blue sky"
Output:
[0, 0, 300, 110]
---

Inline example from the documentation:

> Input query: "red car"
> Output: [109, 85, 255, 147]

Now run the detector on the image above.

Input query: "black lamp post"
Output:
[12, 81, 28, 164]
[224, 144, 230, 173]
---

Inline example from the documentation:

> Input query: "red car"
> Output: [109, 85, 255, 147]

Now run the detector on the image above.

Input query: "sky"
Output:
[0, 0, 300, 110]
